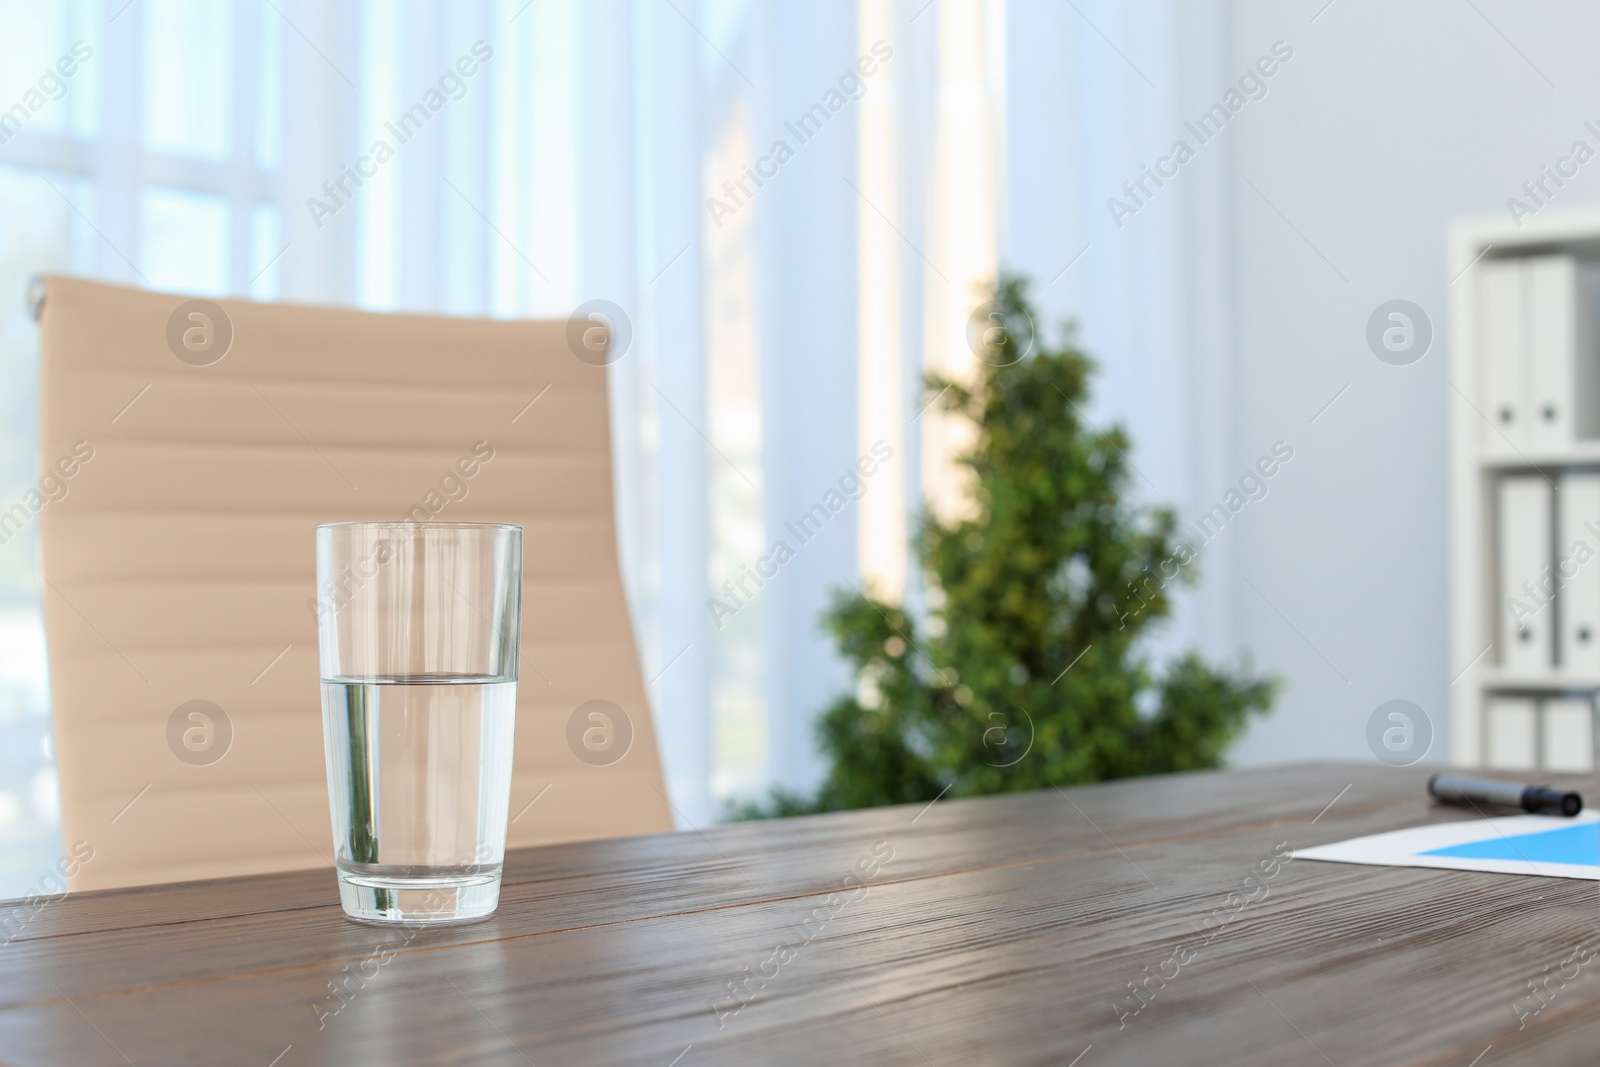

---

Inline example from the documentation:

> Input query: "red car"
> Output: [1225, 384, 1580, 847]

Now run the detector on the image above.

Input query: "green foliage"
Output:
[737, 274, 1277, 818]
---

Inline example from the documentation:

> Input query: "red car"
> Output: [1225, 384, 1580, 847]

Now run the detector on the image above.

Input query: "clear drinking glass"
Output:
[314, 522, 522, 924]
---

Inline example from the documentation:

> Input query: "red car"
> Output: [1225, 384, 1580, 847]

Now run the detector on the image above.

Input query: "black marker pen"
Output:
[1428, 773, 1583, 817]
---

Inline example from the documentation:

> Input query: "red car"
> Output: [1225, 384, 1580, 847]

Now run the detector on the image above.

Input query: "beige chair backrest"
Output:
[37, 276, 669, 892]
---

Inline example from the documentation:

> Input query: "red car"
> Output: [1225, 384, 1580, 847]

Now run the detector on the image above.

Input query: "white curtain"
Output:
[1004, 0, 1231, 666]
[0, 0, 1215, 886]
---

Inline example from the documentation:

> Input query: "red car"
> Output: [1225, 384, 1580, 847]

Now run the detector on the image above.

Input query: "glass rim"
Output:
[316, 521, 523, 531]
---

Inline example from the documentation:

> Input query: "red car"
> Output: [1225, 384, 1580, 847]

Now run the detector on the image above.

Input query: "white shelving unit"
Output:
[1449, 206, 1600, 772]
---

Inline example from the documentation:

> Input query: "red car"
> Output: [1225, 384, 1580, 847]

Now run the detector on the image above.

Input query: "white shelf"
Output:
[1449, 204, 1600, 771]
[1478, 668, 1600, 692]
[1478, 442, 1600, 469]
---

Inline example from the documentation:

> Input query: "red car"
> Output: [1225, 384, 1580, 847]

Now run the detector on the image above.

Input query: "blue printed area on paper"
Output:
[1423, 823, 1600, 867]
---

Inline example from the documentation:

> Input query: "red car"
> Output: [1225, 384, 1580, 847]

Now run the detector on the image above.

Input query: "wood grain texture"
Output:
[1, 763, 1597, 1066]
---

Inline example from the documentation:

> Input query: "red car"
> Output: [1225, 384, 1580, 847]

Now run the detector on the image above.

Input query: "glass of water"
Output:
[314, 522, 522, 924]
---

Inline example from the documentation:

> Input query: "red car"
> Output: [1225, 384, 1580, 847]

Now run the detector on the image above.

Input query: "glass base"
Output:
[336, 864, 502, 925]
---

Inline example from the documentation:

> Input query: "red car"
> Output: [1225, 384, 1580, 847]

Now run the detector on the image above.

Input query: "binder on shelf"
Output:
[1479, 259, 1527, 447]
[1486, 696, 1538, 771]
[1527, 255, 1600, 448]
[1558, 471, 1600, 672]
[1497, 475, 1553, 672]
[1540, 697, 1594, 772]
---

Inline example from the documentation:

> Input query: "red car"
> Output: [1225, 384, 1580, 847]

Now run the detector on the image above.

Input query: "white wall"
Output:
[1215, 0, 1600, 763]
[1009, 0, 1600, 765]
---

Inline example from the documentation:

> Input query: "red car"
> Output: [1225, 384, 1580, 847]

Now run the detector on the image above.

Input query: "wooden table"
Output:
[2, 763, 1598, 1065]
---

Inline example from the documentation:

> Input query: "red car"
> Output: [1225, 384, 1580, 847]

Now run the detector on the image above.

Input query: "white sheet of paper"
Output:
[1299, 811, 1600, 880]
